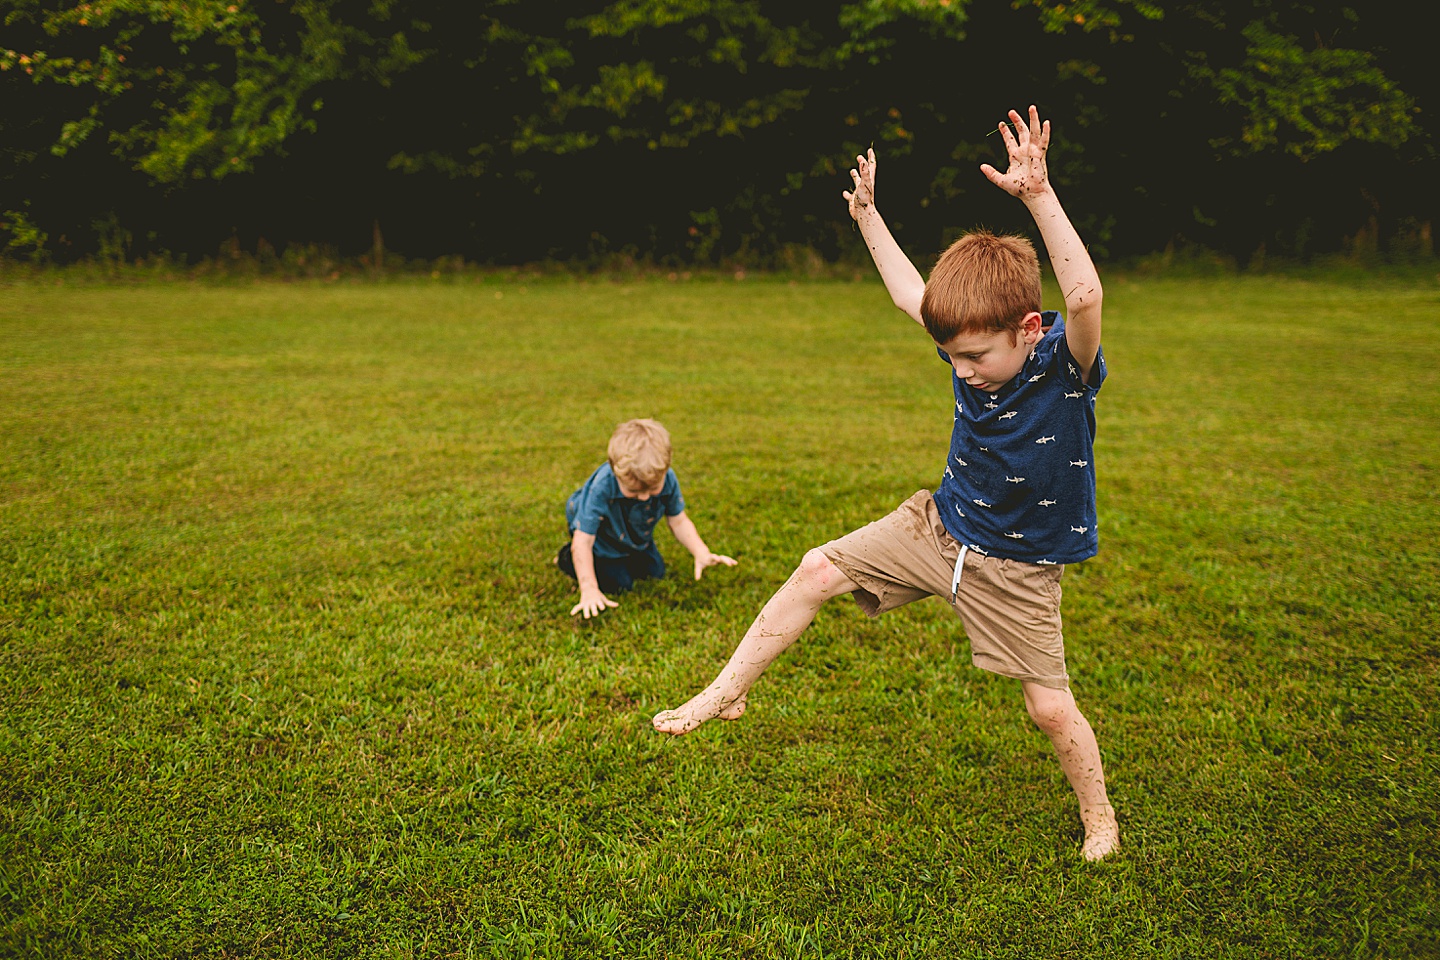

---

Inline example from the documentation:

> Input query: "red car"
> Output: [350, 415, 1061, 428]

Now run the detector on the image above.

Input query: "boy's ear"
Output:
[1020, 310, 1045, 344]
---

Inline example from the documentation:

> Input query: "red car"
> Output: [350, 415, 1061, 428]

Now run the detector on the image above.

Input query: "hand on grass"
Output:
[694, 551, 737, 581]
[981, 105, 1052, 202]
[571, 586, 617, 619]
[843, 148, 877, 221]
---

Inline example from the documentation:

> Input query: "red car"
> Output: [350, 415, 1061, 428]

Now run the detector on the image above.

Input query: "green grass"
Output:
[2, 272, 1437, 958]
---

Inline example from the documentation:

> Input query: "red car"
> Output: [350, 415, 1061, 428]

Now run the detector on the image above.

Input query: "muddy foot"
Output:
[651, 691, 748, 735]
[1080, 804, 1120, 861]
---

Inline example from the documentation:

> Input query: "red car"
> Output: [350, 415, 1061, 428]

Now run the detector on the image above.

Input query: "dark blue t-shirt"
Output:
[566, 463, 686, 559]
[931, 312, 1106, 564]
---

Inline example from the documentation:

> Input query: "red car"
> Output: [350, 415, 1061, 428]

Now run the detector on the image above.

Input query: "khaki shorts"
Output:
[819, 490, 1070, 690]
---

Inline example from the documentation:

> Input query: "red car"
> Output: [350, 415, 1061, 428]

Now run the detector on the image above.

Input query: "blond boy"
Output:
[559, 419, 735, 618]
[652, 107, 1119, 860]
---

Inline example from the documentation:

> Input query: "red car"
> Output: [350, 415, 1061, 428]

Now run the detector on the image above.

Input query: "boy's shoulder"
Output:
[579, 461, 620, 496]
[1032, 313, 1104, 394]
[1032, 318, 1070, 385]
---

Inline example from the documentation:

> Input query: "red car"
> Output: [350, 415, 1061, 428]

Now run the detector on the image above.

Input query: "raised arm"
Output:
[844, 149, 926, 325]
[981, 106, 1103, 383]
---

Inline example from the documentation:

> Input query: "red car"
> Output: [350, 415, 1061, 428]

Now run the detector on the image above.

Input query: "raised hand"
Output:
[843, 148, 878, 220]
[980, 105, 1052, 201]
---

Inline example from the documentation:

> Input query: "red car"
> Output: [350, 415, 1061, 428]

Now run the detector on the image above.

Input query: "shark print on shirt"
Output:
[931, 312, 1106, 564]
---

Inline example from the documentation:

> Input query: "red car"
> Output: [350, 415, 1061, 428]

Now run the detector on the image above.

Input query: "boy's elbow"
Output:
[1070, 284, 1102, 320]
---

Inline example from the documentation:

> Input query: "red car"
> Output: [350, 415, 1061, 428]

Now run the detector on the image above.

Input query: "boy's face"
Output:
[936, 312, 1044, 393]
[617, 476, 665, 501]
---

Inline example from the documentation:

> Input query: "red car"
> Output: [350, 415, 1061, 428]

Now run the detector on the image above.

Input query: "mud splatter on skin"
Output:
[1026, 685, 1120, 860]
[653, 552, 851, 736]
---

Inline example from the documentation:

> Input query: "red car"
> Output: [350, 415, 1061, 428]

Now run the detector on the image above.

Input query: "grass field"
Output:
[2, 271, 1438, 958]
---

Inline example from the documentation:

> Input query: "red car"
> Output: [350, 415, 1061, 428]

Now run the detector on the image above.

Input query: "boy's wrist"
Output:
[1020, 183, 1060, 210]
[854, 206, 894, 242]
[854, 204, 884, 226]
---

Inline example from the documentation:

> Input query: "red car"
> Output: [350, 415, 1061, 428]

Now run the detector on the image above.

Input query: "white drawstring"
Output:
[950, 543, 969, 604]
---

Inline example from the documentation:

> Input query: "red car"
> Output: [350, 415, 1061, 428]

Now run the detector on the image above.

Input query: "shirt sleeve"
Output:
[570, 470, 615, 536]
[661, 469, 686, 517]
[1054, 332, 1106, 393]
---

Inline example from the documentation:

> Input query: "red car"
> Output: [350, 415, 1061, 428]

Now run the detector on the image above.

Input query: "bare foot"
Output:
[652, 690, 748, 735]
[1080, 803, 1120, 861]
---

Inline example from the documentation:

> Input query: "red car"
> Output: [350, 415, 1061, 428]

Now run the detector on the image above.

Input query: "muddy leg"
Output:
[1022, 682, 1120, 861]
[652, 549, 856, 735]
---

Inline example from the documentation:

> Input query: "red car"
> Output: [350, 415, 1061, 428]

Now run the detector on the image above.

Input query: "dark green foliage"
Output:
[1, 0, 1432, 264]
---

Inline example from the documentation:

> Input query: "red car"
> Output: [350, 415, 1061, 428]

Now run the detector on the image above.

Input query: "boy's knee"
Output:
[632, 546, 665, 583]
[1025, 686, 1075, 735]
[556, 544, 577, 579]
[796, 548, 840, 589]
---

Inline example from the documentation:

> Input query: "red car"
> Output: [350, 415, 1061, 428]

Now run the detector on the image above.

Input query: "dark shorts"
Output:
[556, 541, 666, 594]
[819, 490, 1070, 690]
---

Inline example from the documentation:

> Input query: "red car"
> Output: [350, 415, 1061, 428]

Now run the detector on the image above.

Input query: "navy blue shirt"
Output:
[566, 463, 686, 559]
[931, 312, 1106, 564]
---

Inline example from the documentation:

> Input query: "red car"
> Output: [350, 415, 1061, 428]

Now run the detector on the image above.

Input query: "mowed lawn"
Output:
[1, 272, 1436, 958]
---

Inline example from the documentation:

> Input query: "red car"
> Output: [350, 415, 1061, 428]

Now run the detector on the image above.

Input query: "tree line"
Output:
[1, 0, 1432, 266]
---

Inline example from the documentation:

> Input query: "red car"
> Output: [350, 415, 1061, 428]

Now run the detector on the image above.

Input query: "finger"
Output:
[997, 119, 1018, 154]
[979, 162, 1003, 185]
[1028, 104, 1042, 140]
[1038, 118, 1051, 152]
[868, 147, 876, 165]
[1009, 109, 1028, 149]
[851, 168, 862, 188]
[717, 555, 737, 566]
[569, 602, 583, 616]
[605, 598, 618, 608]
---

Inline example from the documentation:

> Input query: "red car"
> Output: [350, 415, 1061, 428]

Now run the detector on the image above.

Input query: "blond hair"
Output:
[608, 418, 672, 490]
[920, 230, 1042, 344]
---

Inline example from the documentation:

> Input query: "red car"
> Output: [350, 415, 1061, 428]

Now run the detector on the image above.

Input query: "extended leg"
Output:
[1022, 681, 1120, 861]
[652, 549, 856, 735]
